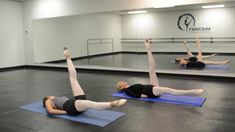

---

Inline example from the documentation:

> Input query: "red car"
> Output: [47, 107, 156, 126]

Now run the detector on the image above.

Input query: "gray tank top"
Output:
[52, 96, 69, 110]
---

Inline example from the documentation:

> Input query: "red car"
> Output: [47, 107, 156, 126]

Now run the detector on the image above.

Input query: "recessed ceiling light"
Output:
[127, 10, 147, 14]
[202, 4, 224, 9]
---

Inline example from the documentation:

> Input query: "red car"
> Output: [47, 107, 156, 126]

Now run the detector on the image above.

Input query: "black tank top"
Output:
[124, 84, 153, 98]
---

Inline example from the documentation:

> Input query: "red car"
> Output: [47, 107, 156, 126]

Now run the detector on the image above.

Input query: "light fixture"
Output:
[127, 10, 147, 14]
[202, 4, 224, 9]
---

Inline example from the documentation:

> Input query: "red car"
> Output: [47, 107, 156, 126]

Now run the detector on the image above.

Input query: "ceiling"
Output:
[12, 0, 235, 13]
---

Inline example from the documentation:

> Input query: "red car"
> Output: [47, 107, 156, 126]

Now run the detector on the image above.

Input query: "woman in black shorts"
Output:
[176, 37, 229, 69]
[42, 48, 127, 116]
[116, 39, 204, 98]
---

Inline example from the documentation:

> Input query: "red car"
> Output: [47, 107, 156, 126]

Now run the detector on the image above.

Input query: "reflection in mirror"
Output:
[33, 7, 235, 75]
[33, 13, 122, 65]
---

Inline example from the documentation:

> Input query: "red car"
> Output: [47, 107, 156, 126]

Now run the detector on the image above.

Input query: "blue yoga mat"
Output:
[170, 60, 229, 70]
[112, 92, 206, 107]
[19, 101, 125, 127]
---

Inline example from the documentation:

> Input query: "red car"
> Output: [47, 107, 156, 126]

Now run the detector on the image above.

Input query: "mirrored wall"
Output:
[32, 7, 235, 76]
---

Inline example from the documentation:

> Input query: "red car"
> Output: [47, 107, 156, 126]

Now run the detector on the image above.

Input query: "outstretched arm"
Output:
[183, 41, 194, 57]
[145, 39, 159, 87]
[201, 54, 216, 59]
[45, 100, 67, 115]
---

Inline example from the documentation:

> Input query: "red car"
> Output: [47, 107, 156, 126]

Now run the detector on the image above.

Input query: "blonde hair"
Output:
[116, 82, 122, 92]
[116, 81, 126, 92]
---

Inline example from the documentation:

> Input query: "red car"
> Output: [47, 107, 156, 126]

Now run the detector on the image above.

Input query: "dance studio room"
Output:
[0, 0, 235, 132]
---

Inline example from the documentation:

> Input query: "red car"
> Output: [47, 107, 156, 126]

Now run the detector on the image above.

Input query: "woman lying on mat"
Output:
[175, 37, 229, 69]
[175, 40, 216, 63]
[116, 39, 204, 98]
[42, 48, 127, 116]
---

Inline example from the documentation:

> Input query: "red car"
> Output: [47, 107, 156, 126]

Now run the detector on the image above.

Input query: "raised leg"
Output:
[183, 41, 194, 57]
[152, 86, 204, 96]
[195, 37, 203, 61]
[145, 39, 159, 87]
[64, 48, 85, 96]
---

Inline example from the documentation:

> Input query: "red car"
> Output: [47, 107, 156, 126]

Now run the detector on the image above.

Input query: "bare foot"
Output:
[110, 99, 127, 107]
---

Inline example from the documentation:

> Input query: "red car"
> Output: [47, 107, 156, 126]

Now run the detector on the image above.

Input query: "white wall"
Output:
[121, 7, 235, 53]
[33, 13, 122, 63]
[0, 0, 24, 68]
[22, 0, 156, 64]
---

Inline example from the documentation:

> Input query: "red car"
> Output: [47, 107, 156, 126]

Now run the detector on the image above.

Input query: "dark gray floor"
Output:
[0, 69, 235, 132]
[48, 53, 234, 73]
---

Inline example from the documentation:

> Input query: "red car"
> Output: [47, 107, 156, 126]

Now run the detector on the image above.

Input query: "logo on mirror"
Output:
[177, 13, 211, 33]
[177, 13, 195, 32]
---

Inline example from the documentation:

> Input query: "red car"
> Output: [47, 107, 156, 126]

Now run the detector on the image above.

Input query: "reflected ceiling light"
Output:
[202, 4, 224, 9]
[128, 10, 147, 14]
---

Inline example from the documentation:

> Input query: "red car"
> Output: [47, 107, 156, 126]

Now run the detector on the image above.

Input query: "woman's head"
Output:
[42, 96, 55, 107]
[116, 81, 128, 92]
[179, 59, 187, 65]
[175, 57, 182, 63]
[176, 58, 187, 65]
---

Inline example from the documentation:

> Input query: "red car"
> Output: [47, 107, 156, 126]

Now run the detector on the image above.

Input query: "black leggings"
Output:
[143, 86, 160, 98]
[63, 95, 86, 116]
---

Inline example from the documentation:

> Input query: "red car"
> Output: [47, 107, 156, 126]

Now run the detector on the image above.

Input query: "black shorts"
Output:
[63, 95, 86, 116]
[142, 85, 160, 98]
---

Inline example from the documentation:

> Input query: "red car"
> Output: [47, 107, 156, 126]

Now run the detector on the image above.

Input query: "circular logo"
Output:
[177, 13, 195, 32]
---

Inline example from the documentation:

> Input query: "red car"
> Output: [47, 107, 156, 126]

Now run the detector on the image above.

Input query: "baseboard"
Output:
[0, 65, 25, 72]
